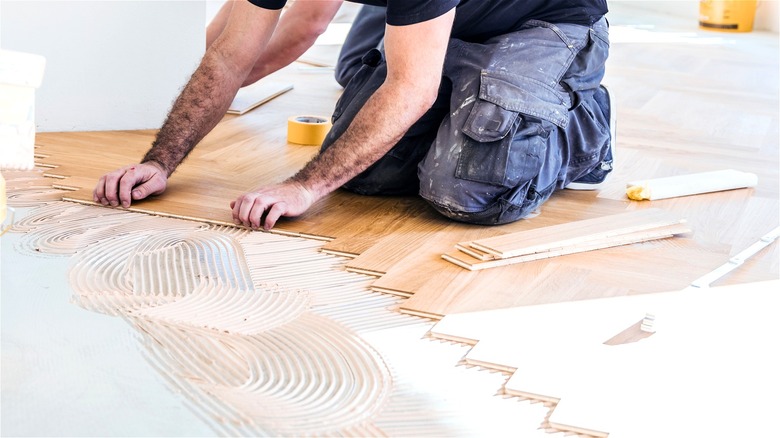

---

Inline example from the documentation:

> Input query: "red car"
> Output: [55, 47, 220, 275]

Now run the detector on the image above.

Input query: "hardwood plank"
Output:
[444, 222, 691, 271]
[396, 238, 726, 319]
[368, 195, 634, 293]
[467, 208, 684, 259]
[368, 185, 777, 319]
[343, 211, 451, 275]
[320, 196, 437, 257]
[350, 191, 633, 277]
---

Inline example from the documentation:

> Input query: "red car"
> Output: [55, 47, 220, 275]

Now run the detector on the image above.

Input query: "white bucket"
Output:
[0, 49, 46, 170]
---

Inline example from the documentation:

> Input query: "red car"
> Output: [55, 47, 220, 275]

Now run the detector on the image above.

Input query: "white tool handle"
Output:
[627, 169, 758, 201]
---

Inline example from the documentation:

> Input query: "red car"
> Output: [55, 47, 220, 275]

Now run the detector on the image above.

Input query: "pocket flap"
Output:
[461, 98, 520, 143]
[479, 73, 569, 129]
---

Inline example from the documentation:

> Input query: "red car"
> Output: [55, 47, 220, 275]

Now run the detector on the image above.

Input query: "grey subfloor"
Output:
[1, 207, 211, 436]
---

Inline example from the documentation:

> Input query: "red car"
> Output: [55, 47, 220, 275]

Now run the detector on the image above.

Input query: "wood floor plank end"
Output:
[295, 232, 335, 242]
[344, 266, 384, 277]
[370, 286, 415, 299]
[51, 184, 80, 191]
[502, 388, 560, 404]
[547, 421, 608, 438]
[441, 253, 477, 270]
[43, 175, 67, 181]
[463, 358, 518, 374]
[398, 306, 444, 321]
[425, 331, 479, 346]
[455, 242, 495, 260]
[320, 248, 359, 258]
[44, 173, 69, 180]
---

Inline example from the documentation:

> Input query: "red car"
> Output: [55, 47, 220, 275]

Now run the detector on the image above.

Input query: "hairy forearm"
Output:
[291, 82, 433, 198]
[143, 52, 243, 176]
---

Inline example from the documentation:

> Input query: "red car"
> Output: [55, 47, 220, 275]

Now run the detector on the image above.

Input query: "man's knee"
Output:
[421, 179, 552, 226]
[417, 111, 558, 226]
[334, 5, 386, 87]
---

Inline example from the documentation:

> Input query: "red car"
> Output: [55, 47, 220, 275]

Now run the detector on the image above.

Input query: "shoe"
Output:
[566, 84, 616, 191]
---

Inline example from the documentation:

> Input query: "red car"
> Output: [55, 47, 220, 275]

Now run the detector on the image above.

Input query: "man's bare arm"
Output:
[231, 8, 456, 229]
[208, 0, 344, 87]
[243, 0, 344, 85]
[94, 2, 281, 207]
[145, 2, 282, 174]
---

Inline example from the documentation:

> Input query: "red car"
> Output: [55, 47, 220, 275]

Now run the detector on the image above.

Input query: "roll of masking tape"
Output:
[287, 115, 332, 146]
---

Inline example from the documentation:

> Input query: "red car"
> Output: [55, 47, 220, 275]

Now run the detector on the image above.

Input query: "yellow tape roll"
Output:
[287, 115, 332, 146]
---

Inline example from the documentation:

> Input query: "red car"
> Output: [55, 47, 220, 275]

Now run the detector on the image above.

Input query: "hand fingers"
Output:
[231, 197, 242, 224]
[94, 164, 166, 208]
[232, 194, 287, 230]
[232, 194, 265, 228]
[231, 183, 311, 231]
[263, 202, 287, 230]
[93, 175, 108, 205]
[241, 196, 260, 228]
[129, 172, 166, 204]
[100, 169, 127, 207]
[118, 167, 143, 207]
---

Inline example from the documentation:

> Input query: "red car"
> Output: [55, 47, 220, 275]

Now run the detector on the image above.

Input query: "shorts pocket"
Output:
[455, 73, 553, 187]
[456, 117, 546, 187]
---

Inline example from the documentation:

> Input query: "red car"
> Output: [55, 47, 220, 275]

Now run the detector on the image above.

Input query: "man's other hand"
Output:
[93, 162, 168, 208]
[231, 181, 314, 230]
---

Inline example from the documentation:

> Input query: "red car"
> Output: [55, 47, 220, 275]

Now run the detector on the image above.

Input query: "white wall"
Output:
[614, 0, 779, 33]
[756, 0, 780, 30]
[0, 0, 775, 133]
[0, 1, 205, 132]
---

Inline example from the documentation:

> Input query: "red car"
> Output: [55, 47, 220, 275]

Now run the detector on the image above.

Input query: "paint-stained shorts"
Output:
[321, 17, 611, 225]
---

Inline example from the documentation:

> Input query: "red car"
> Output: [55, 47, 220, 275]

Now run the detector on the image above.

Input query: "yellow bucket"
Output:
[699, 0, 758, 32]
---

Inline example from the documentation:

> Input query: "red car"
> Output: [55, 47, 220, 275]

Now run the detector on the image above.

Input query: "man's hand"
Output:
[93, 162, 168, 208]
[230, 181, 315, 230]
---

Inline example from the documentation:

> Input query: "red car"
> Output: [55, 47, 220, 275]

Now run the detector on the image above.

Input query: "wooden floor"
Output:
[32, 5, 779, 319]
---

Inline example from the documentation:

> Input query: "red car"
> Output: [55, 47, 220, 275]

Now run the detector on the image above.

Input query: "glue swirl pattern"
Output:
[12, 201, 393, 435]
[6, 172, 545, 436]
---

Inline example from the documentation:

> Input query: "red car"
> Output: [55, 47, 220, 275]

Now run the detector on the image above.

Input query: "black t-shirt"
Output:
[248, 0, 608, 42]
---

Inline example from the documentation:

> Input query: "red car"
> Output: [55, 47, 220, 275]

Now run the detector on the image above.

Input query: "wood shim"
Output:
[469, 208, 685, 259]
[444, 222, 691, 271]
